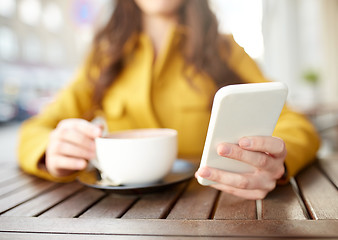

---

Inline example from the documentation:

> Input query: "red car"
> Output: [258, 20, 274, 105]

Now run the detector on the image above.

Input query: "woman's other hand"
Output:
[45, 119, 102, 177]
[195, 136, 287, 200]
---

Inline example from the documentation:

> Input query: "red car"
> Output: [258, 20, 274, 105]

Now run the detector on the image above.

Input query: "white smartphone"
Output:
[197, 82, 288, 186]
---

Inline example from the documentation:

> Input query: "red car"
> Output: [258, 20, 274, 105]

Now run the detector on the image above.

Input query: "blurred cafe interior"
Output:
[0, 0, 337, 157]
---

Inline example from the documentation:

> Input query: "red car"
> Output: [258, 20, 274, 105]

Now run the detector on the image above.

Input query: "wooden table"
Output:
[0, 155, 337, 239]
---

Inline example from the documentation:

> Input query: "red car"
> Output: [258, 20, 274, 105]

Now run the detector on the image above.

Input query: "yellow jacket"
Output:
[18, 27, 320, 182]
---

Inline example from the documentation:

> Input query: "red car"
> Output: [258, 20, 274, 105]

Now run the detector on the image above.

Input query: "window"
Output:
[210, 0, 264, 60]
[0, 27, 19, 60]
[46, 40, 64, 65]
[42, 3, 63, 33]
[22, 34, 42, 63]
[18, 0, 42, 26]
[0, 0, 16, 17]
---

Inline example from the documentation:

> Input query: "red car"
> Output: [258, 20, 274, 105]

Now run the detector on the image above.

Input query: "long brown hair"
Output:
[87, 0, 243, 108]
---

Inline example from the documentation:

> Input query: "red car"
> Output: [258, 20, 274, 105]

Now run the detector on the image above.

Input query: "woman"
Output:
[18, 0, 320, 200]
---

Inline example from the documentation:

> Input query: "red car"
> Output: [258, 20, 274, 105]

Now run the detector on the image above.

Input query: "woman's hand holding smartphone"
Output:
[196, 135, 287, 200]
[195, 82, 288, 200]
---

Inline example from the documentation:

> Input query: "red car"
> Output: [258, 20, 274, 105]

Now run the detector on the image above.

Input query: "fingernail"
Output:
[198, 167, 211, 178]
[218, 144, 230, 155]
[240, 138, 251, 148]
[94, 127, 102, 136]
[77, 161, 87, 169]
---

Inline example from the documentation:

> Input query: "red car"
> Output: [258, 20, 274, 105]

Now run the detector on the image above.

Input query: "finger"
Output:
[74, 119, 102, 138]
[196, 166, 276, 191]
[210, 184, 269, 200]
[238, 136, 286, 157]
[54, 141, 96, 160]
[58, 119, 102, 139]
[59, 129, 96, 152]
[53, 156, 88, 171]
[217, 143, 274, 170]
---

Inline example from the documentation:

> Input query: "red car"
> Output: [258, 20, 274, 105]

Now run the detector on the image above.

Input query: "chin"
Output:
[134, 0, 184, 16]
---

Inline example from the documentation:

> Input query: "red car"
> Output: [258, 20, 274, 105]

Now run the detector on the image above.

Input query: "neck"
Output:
[142, 14, 178, 57]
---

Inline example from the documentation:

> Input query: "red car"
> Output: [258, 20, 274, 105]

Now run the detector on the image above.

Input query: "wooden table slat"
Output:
[0, 232, 211, 240]
[0, 164, 19, 175]
[79, 194, 138, 218]
[0, 180, 58, 214]
[3, 232, 330, 240]
[39, 188, 106, 218]
[122, 183, 187, 219]
[262, 184, 307, 220]
[0, 217, 337, 238]
[0, 168, 25, 186]
[296, 165, 338, 220]
[319, 155, 338, 188]
[166, 180, 218, 220]
[213, 192, 256, 220]
[2, 182, 84, 217]
[0, 174, 37, 198]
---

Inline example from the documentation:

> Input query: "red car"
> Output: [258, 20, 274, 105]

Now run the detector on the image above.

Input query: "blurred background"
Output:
[0, 0, 337, 162]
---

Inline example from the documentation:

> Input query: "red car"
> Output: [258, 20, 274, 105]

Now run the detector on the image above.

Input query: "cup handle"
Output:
[90, 158, 122, 186]
[90, 158, 102, 172]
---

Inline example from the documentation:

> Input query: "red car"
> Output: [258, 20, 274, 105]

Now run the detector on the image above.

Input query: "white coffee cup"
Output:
[94, 128, 178, 185]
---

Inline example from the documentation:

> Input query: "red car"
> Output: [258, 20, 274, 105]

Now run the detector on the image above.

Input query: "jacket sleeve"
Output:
[17, 67, 95, 182]
[226, 35, 321, 180]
